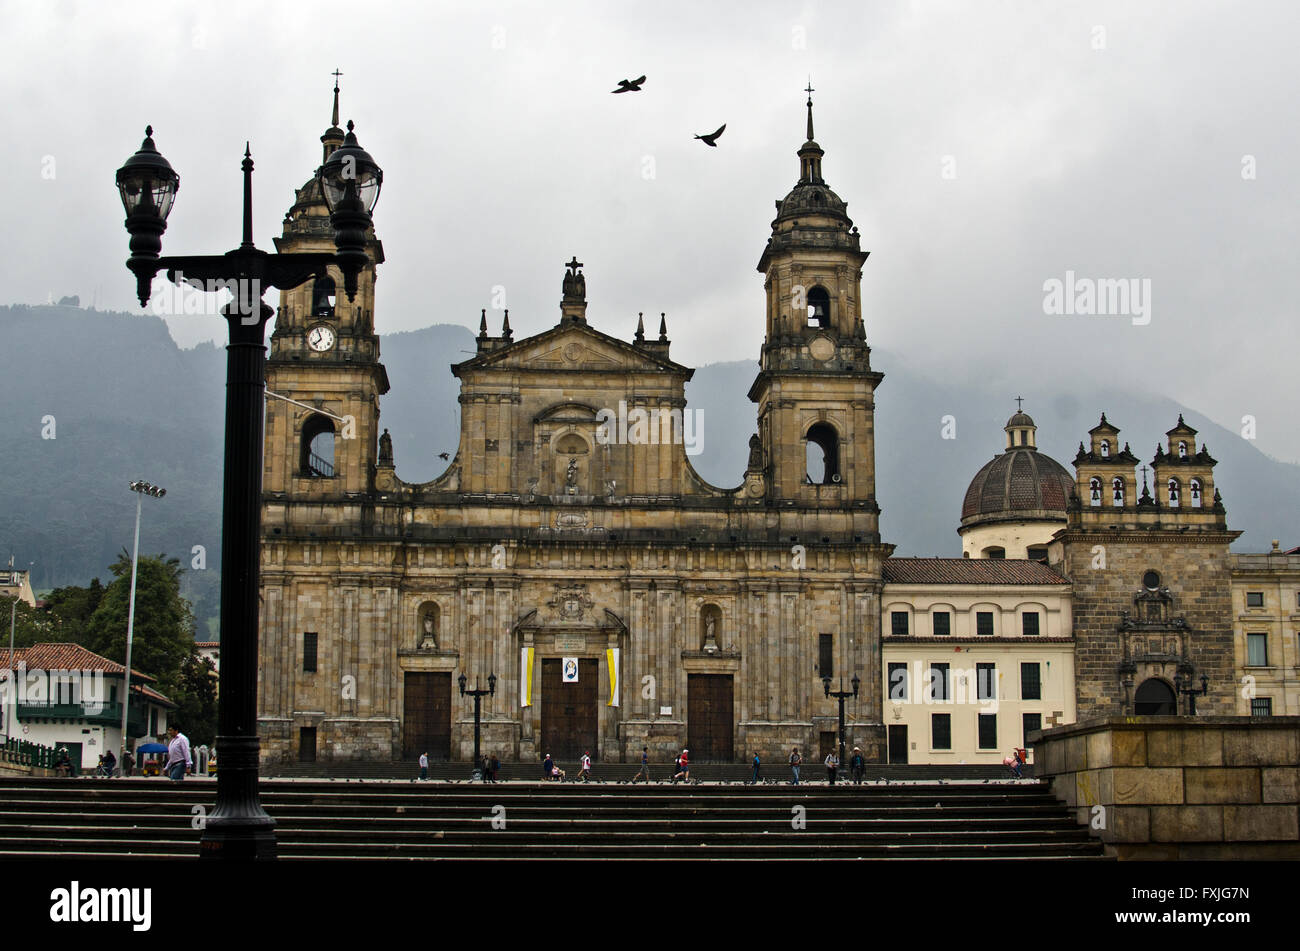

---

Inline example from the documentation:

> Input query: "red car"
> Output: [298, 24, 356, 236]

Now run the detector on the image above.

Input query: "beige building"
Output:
[1231, 543, 1300, 717]
[0, 565, 37, 608]
[881, 561, 1075, 766]
[257, 88, 890, 766]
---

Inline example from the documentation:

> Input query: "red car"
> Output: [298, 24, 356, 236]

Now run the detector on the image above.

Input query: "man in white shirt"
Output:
[418, 752, 429, 781]
[164, 726, 191, 782]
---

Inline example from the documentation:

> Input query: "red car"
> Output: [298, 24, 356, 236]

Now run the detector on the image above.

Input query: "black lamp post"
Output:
[458, 672, 496, 781]
[822, 673, 860, 777]
[116, 122, 381, 860]
[1173, 670, 1210, 716]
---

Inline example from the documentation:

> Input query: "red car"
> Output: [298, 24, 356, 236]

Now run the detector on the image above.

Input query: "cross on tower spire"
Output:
[804, 78, 815, 141]
[1015, 395, 1024, 411]
[330, 69, 343, 128]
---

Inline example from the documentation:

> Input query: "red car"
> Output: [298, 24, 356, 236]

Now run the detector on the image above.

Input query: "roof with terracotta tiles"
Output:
[883, 558, 1070, 586]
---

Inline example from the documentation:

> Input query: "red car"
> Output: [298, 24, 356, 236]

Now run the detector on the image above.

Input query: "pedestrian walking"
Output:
[631, 747, 650, 783]
[825, 750, 839, 785]
[164, 725, 191, 782]
[789, 747, 802, 785]
[749, 752, 763, 785]
[577, 750, 592, 782]
[418, 751, 429, 781]
[849, 747, 865, 784]
[671, 748, 689, 784]
[488, 753, 500, 783]
[121, 750, 134, 778]
[543, 753, 555, 781]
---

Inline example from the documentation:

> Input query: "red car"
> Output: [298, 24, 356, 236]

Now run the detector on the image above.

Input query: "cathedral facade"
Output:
[256, 91, 890, 765]
[256, 86, 1260, 768]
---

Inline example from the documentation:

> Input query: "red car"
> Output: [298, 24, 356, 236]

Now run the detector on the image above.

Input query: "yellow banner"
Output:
[607, 647, 619, 707]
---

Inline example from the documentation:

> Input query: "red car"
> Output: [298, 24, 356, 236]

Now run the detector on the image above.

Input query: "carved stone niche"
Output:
[417, 601, 440, 650]
[699, 602, 723, 652]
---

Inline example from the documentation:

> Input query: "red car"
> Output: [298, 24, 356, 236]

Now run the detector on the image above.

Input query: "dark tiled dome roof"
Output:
[961, 448, 1074, 526]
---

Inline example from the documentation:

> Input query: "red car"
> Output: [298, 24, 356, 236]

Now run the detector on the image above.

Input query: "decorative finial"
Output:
[145, 124, 154, 139]
[658, 313, 668, 341]
[331, 69, 343, 128]
[478, 308, 488, 338]
[502, 309, 512, 339]
[804, 78, 815, 141]
[635, 312, 645, 344]
[346, 119, 355, 134]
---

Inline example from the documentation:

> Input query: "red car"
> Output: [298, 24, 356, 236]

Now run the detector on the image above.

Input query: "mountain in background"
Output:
[3, 305, 1295, 631]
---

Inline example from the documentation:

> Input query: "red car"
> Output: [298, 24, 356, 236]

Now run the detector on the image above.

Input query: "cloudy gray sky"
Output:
[7, 0, 1298, 462]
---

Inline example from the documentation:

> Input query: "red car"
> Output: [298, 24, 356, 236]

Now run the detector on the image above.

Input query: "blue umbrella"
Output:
[136, 743, 168, 754]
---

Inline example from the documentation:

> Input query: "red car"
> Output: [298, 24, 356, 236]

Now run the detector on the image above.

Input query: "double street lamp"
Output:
[1174, 670, 1210, 716]
[116, 119, 382, 859]
[121, 481, 165, 770]
[822, 673, 861, 778]
[458, 672, 496, 781]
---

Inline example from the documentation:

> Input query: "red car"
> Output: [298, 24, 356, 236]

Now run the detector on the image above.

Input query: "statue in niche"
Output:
[747, 433, 763, 470]
[701, 605, 721, 652]
[565, 457, 579, 495]
[419, 605, 439, 649]
[378, 428, 393, 466]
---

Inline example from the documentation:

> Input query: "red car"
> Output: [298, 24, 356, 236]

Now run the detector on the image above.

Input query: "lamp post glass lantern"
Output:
[823, 673, 860, 777]
[459, 673, 496, 781]
[116, 120, 381, 859]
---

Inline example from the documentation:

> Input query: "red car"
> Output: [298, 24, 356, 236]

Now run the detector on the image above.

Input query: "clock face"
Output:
[307, 325, 336, 352]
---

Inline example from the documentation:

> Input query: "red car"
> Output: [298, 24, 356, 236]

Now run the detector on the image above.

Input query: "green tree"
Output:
[82, 552, 194, 696]
[42, 578, 105, 642]
[0, 596, 59, 650]
[170, 651, 219, 746]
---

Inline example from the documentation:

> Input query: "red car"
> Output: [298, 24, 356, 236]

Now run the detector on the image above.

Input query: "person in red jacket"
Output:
[671, 748, 689, 783]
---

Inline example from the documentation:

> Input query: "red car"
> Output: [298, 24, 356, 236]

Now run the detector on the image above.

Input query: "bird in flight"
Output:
[438, 452, 450, 461]
[694, 123, 726, 147]
[611, 75, 646, 93]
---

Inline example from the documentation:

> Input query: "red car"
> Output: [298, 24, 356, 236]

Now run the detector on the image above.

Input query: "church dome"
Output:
[775, 179, 850, 222]
[960, 409, 1074, 529]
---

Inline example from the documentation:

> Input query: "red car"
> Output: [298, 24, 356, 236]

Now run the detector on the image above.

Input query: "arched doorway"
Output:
[1134, 678, 1176, 715]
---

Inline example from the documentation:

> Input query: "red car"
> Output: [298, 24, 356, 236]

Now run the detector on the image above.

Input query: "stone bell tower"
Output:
[748, 87, 883, 535]
[263, 76, 389, 501]
[1051, 414, 1239, 718]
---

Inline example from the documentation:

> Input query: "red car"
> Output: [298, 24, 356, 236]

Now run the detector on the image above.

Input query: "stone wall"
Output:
[1056, 531, 1238, 717]
[1032, 716, 1300, 860]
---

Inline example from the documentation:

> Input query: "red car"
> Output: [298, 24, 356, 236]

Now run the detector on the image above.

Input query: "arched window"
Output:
[1167, 478, 1180, 507]
[806, 286, 831, 328]
[982, 546, 1006, 559]
[555, 432, 587, 455]
[1112, 477, 1125, 507]
[805, 422, 840, 485]
[1189, 478, 1203, 508]
[312, 275, 337, 317]
[1178, 440, 1188, 458]
[1134, 678, 1176, 715]
[1089, 477, 1102, 506]
[300, 414, 336, 478]
[1100, 439, 1110, 458]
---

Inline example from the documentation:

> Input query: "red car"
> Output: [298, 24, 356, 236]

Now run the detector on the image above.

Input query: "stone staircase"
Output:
[0, 775, 1105, 860]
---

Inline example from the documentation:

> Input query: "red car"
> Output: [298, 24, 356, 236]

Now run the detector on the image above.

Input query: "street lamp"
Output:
[1173, 670, 1210, 716]
[822, 672, 861, 779]
[116, 121, 382, 860]
[458, 672, 496, 781]
[121, 481, 165, 772]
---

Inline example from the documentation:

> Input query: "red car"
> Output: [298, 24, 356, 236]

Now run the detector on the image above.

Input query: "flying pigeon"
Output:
[694, 123, 726, 147]
[611, 75, 646, 93]
[438, 452, 450, 461]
